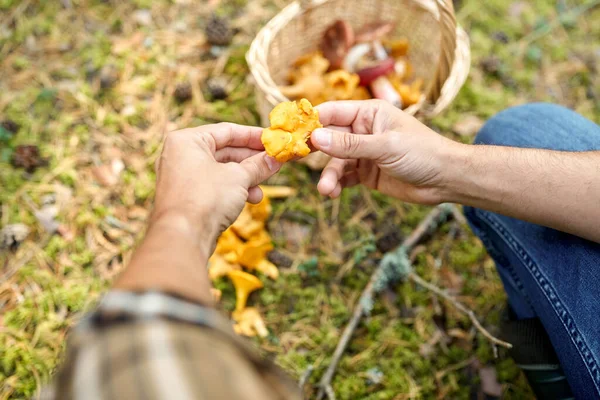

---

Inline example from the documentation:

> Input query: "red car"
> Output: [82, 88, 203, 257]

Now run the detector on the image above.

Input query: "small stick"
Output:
[316, 205, 451, 399]
[324, 384, 336, 400]
[409, 272, 512, 349]
[298, 364, 314, 390]
[434, 221, 459, 269]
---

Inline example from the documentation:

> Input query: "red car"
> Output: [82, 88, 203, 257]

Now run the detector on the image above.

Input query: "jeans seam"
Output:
[466, 208, 536, 313]
[475, 209, 600, 395]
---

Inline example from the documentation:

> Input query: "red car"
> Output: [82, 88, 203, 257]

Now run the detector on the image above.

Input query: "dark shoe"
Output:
[500, 307, 574, 400]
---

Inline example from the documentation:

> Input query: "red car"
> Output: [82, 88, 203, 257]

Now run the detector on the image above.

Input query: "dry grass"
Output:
[0, 0, 598, 399]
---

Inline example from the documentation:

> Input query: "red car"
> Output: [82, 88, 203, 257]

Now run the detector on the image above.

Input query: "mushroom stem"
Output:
[370, 76, 402, 108]
[227, 270, 263, 313]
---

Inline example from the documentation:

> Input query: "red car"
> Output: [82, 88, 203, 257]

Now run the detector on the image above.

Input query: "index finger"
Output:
[182, 122, 265, 151]
[316, 100, 397, 134]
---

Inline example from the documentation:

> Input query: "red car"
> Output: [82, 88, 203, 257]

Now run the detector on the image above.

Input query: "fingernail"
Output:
[265, 155, 281, 171]
[312, 129, 331, 148]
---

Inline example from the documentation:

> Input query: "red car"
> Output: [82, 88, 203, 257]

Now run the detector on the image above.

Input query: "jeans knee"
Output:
[474, 103, 572, 147]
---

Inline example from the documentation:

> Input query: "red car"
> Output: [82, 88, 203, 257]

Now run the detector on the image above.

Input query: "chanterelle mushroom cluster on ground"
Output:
[208, 187, 295, 337]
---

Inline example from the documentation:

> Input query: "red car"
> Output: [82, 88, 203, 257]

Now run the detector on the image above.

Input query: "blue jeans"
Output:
[464, 103, 600, 398]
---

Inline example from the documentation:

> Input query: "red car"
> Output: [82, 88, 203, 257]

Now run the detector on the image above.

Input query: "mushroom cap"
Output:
[261, 99, 322, 163]
[208, 254, 241, 281]
[228, 270, 263, 313]
[215, 227, 243, 255]
[231, 206, 264, 239]
[227, 270, 264, 292]
[247, 197, 271, 222]
[324, 69, 360, 100]
[355, 21, 395, 43]
[356, 58, 395, 86]
[238, 240, 273, 269]
[319, 20, 355, 70]
[232, 307, 269, 338]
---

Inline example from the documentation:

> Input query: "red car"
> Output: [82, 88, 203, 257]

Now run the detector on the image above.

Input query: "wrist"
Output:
[149, 207, 219, 248]
[435, 141, 474, 204]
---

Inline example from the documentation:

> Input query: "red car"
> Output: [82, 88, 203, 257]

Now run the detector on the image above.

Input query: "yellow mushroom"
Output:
[247, 196, 271, 222]
[290, 51, 330, 83]
[324, 69, 360, 100]
[210, 288, 222, 302]
[208, 254, 241, 281]
[215, 227, 243, 255]
[255, 259, 279, 280]
[259, 185, 297, 199]
[247, 229, 272, 247]
[350, 86, 372, 100]
[279, 74, 326, 105]
[238, 239, 279, 280]
[232, 307, 269, 338]
[227, 270, 263, 313]
[231, 205, 264, 239]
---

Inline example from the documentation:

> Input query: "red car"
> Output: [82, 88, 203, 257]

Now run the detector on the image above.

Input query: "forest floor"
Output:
[0, 0, 598, 399]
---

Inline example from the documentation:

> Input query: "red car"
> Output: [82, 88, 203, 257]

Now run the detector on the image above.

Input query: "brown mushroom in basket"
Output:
[319, 20, 355, 70]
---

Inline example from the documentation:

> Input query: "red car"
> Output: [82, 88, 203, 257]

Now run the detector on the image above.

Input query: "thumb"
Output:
[311, 128, 382, 159]
[240, 152, 282, 187]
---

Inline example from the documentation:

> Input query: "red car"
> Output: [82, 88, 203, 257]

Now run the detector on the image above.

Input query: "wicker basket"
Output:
[247, 0, 470, 126]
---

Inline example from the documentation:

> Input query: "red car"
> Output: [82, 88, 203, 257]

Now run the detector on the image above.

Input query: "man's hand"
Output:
[311, 100, 600, 242]
[311, 100, 461, 204]
[115, 123, 281, 304]
[153, 123, 281, 241]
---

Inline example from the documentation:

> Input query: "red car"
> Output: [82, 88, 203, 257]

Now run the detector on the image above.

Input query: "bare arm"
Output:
[444, 146, 600, 242]
[310, 100, 600, 243]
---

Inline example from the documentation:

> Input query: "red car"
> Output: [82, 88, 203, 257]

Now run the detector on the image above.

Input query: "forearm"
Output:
[444, 144, 600, 242]
[114, 212, 218, 305]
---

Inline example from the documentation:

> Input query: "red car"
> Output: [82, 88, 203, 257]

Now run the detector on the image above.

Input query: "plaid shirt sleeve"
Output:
[46, 291, 301, 400]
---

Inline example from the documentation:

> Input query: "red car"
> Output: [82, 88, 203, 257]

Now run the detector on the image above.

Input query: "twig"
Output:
[408, 273, 512, 349]
[434, 221, 459, 270]
[449, 204, 467, 226]
[316, 205, 451, 399]
[298, 365, 314, 390]
[324, 384, 336, 400]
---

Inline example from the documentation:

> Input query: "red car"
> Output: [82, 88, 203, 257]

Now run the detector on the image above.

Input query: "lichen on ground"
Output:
[0, 0, 598, 399]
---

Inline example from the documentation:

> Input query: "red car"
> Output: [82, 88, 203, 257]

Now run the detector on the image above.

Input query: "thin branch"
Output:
[316, 204, 510, 399]
[434, 221, 459, 270]
[316, 205, 451, 399]
[324, 384, 336, 400]
[408, 272, 512, 349]
[298, 364, 314, 390]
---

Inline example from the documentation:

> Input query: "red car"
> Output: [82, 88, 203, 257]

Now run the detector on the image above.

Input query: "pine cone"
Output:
[174, 82, 192, 102]
[205, 15, 233, 47]
[11, 145, 48, 173]
[99, 64, 118, 89]
[1, 119, 20, 134]
[205, 77, 228, 101]
[267, 250, 293, 269]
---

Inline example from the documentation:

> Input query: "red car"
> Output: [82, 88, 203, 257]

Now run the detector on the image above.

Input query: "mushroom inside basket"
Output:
[278, 19, 425, 110]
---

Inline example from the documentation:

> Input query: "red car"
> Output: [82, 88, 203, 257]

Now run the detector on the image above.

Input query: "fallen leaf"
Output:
[56, 225, 75, 241]
[92, 159, 125, 187]
[453, 115, 484, 137]
[133, 9, 153, 26]
[34, 205, 60, 233]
